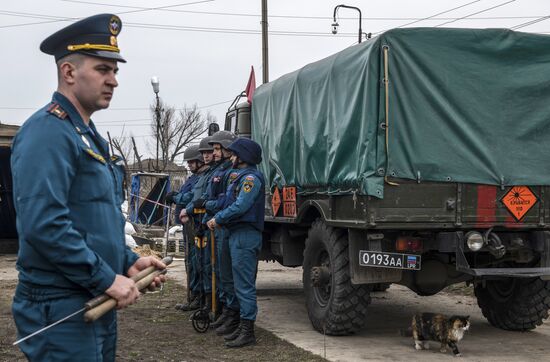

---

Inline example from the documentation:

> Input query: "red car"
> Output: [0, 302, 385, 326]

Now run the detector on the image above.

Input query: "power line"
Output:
[0, 11, 360, 37]
[0, 100, 232, 112]
[378, 0, 481, 33]
[434, 0, 516, 27]
[511, 14, 550, 30]
[94, 118, 151, 124]
[0, 7, 544, 35]
[57, 0, 544, 22]
[197, 99, 232, 109]
[0, 6, 541, 28]
[0, 1, 215, 29]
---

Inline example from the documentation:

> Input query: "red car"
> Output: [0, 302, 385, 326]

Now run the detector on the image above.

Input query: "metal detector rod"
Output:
[13, 307, 86, 346]
[164, 205, 172, 257]
[210, 229, 217, 316]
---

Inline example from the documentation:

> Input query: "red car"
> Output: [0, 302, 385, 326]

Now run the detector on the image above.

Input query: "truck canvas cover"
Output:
[251, 28, 550, 198]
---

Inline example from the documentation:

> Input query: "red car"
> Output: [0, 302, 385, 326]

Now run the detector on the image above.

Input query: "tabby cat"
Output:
[410, 313, 470, 357]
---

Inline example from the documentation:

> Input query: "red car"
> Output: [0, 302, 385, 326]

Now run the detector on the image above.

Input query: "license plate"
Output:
[359, 251, 421, 270]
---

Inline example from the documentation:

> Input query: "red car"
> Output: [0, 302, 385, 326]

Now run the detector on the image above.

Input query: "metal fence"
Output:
[126, 168, 189, 195]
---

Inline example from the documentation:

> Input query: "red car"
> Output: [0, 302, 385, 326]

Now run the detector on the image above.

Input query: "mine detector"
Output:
[224, 28, 550, 335]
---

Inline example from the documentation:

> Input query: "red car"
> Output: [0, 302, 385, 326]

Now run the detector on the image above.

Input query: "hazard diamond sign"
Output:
[271, 187, 281, 216]
[501, 186, 538, 221]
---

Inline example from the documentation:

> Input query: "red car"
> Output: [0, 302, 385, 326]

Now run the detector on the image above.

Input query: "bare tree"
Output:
[131, 136, 143, 172]
[150, 100, 208, 171]
[110, 126, 133, 171]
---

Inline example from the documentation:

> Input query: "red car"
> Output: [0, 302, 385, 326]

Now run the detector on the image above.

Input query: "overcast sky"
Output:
[1, 0, 549, 159]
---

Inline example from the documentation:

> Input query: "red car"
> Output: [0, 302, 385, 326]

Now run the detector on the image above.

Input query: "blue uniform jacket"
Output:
[185, 165, 214, 217]
[11, 92, 138, 297]
[204, 160, 233, 220]
[214, 166, 265, 231]
[174, 173, 198, 225]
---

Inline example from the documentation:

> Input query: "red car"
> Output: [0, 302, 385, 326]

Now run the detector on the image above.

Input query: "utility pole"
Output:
[151, 76, 160, 171]
[261, 0, 269, 83]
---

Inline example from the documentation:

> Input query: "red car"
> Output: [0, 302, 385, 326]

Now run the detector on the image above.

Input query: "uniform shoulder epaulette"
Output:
[47, 103, 68, 120]
[85, 148, 106, 164]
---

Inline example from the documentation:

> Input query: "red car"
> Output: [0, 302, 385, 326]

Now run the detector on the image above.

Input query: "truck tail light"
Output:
[396, 237, 423, 252]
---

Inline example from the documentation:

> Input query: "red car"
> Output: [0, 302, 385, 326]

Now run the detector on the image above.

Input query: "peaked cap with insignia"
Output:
[40, 14, 126, 63]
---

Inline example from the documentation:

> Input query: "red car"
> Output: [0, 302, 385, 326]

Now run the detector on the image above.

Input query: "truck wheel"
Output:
[372, 283, 391, 292]
[475, 277, 550, 331]
[303, 220, 371, 335]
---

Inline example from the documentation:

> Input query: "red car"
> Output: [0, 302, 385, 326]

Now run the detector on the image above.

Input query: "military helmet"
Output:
[228, 138, 262, 165]
[183, 144, 203, 162]
[208, 130, 237, 149]
[198, 136, 214, 152]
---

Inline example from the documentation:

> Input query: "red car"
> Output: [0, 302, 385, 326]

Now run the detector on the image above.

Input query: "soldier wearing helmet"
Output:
[179, 137, 220, 312]
[198, 135, 214, 165]
[196, 130, 242, 336]
[165, 144, 204, 206]
[165, 144, 204, 311]
[207, 137, 265, 348]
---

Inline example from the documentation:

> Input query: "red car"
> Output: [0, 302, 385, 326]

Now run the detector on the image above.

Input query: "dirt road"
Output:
[166, 259, 550, 362]
[3, 255, 549, 361]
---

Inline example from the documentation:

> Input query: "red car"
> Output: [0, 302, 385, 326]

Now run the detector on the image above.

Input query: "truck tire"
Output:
[303, 220, 371, 335]
[475, 277, 550, 331]
[372, 283, 391, 292]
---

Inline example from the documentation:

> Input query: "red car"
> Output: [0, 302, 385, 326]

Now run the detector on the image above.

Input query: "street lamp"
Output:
[332, 4, 363, 44]
[151, 76, 160, 171]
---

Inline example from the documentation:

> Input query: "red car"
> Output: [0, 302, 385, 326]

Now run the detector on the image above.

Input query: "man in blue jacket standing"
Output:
[11, 14, 165, 361]
[202, 131, 241, 335]
[207, 138, 265, 348]
[165, 145, 203, 311]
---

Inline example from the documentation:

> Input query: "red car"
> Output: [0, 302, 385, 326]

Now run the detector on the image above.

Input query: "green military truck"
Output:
[225, 28, 550, 335]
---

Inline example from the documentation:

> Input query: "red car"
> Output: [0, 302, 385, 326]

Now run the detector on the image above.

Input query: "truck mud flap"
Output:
[456, 231, 550, 278]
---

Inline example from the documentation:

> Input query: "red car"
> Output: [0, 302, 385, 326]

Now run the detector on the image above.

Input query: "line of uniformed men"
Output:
[166, 131, 265, 348]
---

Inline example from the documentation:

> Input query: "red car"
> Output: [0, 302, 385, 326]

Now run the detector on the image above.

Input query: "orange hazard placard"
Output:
[283, 202, 297, 218]
[282, 186, 297, 217]
[501, 186, 538, 221]
[271, 187, 281, 216]
[283, 186, 296, 202]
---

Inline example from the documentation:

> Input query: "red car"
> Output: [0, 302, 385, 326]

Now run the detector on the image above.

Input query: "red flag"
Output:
[245, 66, 256, 104]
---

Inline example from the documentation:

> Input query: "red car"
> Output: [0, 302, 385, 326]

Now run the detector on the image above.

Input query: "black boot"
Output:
[225, 319, 256, 348]
[202, 294, 212, 312]
[175, 293, 197, 310]
[179, 293, 202, 311]
[212, 306, 230, 329]
[215, 309, 240, 335]
[224, 319, 242, 341]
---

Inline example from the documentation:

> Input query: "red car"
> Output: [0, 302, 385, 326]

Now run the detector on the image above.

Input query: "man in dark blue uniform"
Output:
[11, 14, 165, 361]
[165, 145, 203, 311]
[189, 135, 218, 312]
[207, 138, 265, 348]
[201, 131, 241, 335]
[179, 142, 214, 311]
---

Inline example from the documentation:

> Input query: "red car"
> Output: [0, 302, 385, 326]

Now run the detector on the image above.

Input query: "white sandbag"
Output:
[169, 225, 182, 236]
[121, 200, 128, 214]
[125, 222, 136, 235]
[125, 234, 137, 248]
